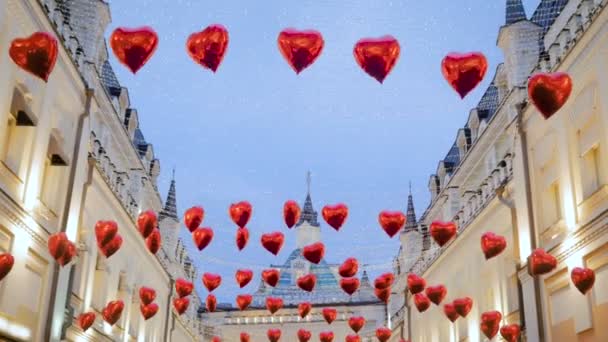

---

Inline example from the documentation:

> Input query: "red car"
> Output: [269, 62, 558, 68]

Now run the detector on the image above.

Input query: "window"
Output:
[542, 182, 561, 230]
[2, 89, 36, 177]
[40, 134, 68, 215]
[581, 146, 600, 198]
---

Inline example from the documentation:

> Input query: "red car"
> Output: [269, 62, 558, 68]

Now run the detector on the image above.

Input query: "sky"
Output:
[107, 0, 541, 302]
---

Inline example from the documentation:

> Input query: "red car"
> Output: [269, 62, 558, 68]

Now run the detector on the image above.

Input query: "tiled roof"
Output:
[297, 193, 320, 227]
[506, 0, 528, 24]
[531, 0, 569, 33]
[100, 60, 121, 97]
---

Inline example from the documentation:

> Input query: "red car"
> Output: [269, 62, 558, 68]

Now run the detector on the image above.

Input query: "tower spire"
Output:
[159, 169, 178, 221]
[506, 0, 527, 25]
[297, 171, 320, 227]
[404, 182, 417, 232]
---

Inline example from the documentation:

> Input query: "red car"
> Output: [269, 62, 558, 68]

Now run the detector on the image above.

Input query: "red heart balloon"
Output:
[137, 210, 157, 238]
[480, 311, 502, 339]
[212, 337, 221, 342]
[235, 269, 253, 288]
[322, 204, 348, 231]
[353, 36, 400, 83]
[298, 302, 312, 318]
[283, 200, 302, 228]
[378, 210, 406, 238]
[407, 273, 426, 294]
[441, 52, 488, 99]
[414, 293, 431, 312]
[443, 303, 459, 322]
[376, 327, 392, 342]
[528, 72, 573, 119]
[78, 312, 95, 331]
[240, 332, 250, 342]
[374, 273, 395, 290]
[102, 300, 124, 325]
[236, 227, 250, 251]
[262, 269, 280, 287]
[140, 303, 159, 320]
[481, 232, 507, 260]
[346, 335, 361, 342]
[319, 331, 334, 342]
[175, 278, 194, 298]
[173, 297, 190, 315]
[297, 329, 312, 342]
[100, 234, 123, 258]
[277, 28, 324, 74]
[266, 297, 283, 314]
[206, 294, 217, 312]
[261, 232, 285, 255]
[453, 297, 473, 317]
[186, 24, 229, 72]
[375, 287, 391, 303]
[58, 240, 77, 266]
[95, 220, 118, 247]
[571, 267, 595, 294]
[0, 253, 14, 281]
[500, 324, 521, 342]
[110, 26, 158, 74]
[322, 308, 337, 324]
[267, 329, 281, 342]
[193, 227, 214, 251]
[529, 248, 557, 275]
[297, 274, 316, 292]
[339, 257, 359, 277]
[348, 316, 366, 333]
[184, 206, 204, 232]
[139, 286, 156, 305]
[430, 221, 457, 247]
[340, 277, 360, 296]
[236, 294, 252, 311]
[229, 201, 252, 228]
[302, 242, 325, 264]
[425, 285, 447, 305]
[203, 273, 222, 292]
[146, 228, 161, 254]
[9, 32, 58, 82]
[48, 232, 70, 260]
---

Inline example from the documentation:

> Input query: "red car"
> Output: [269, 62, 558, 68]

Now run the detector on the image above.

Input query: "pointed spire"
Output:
[506, 0, 527, 25]
[159, 168, 178, 221]
[404, 182, 417, 232]
[297, 171, 320, 227]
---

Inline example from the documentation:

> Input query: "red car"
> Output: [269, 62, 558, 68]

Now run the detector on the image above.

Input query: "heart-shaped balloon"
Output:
[212, 337, 221, 342]
[298, 302, 312, 318]
[78, 312, 95, 331]
[140, 303, 159, 320]
[139, 286, 156, 305]
[202, 273, 222, 292]
[9, 32, 58, 82]
[425, 284, 447, 305]
[407, 273, 426, 294]
[319, 331, 334, 342]
[100, 234, 123, 258]
[267, 329, 281, 342]
[379, 211, 406, 237]
[0, 253, 14, 281]
[346, 335, 361, 342]
[297, 274, 316, 292]
[229, 201, 252, 228]
[283, 200, 302, 228]
[236, 227, 250, 251]
[322, 308, 337, 324]
[528, 72, 573, 119]
[340, 277, 360, 296]
[95, 220, 118, 247]
[348, 316, 366, 333]
[375, 287, 391, 303]
[571, 267, 595, 294]
[102, 300, 124, 325]
[430, 221, 457, 247]
[481, 232, 507, 260]
[322, 204, 348, 231]
[175, 278, 194, 298]
[110, 26, 159, 74]
[261, 232, 285, 255]
[453, 297, 473, 317]
[173, 297, 190, 315]
[266, 297, 283, 314]
[236, 294, 252, 311]
[206, 294, 217, 312]
[441, 52, 488, 99]
[500, 323, 521, 342]
[235, 269, 253, 288]
[353, 36, 400, 83]
[277, 28, 324, 74]
[376, 327, 392, 342]
[48, 232, 70, 260]
[339, 257, 359, 277]
[529, 248, 557, 275]
[184, 206, 204, 232]
[302, 242, 325, 264]
[443, 303, 459, 322]
[240, 332, 250, 342]
[414, 293, 431, 312]
[58, 240, 77, 266]
[262, 269, 280, 287]
[480, 311, 502, 339]
[297, 329, 312, 342]
[146, 228, 161, 254]
[137, 210, 157, 238]
[186, 24, 229, 72]
[374, 272, 395, 290]
[193, 227, 214, 251]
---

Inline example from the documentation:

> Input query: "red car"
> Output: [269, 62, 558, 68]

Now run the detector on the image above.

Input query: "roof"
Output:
[100, 60, 121, 96]
[159, 174, 178, 221]
[297, 193, 320, 227]
[506, 0, 527, 25]
[531, 0, 569, 33]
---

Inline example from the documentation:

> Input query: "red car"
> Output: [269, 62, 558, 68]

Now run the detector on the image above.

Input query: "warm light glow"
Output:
[468, 318, 479, 341]
[518, 225, 532, 264]
[23, 167, 43, 211]
[0, 316, 31, 340]
[565, 250, 582, 269]
[562, 187, 576, 231]
[12, 221, 33, 258]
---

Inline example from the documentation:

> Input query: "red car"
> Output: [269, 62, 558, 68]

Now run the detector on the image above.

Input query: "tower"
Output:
[400, 184, 423, 272]
[159, 170, 180, 259]
[295, 172, 321, 248]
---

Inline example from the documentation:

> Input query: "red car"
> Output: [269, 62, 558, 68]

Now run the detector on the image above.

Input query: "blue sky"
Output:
[108, 0, 540, 302]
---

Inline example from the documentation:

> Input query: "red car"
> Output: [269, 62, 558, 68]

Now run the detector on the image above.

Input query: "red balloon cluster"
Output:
[373, 272, 395, 304]
[173, 278, 193, 315]
[95, 220, 123, 258]
[137, 211, 161, 254]
[230, 201, 252, 251]
[139, 286, 159, 320]
[102, 300, 124, 325]
[48, 232, 77, 266]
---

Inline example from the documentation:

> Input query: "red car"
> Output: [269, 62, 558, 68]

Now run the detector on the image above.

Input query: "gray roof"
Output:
[159, 175, 178, 221]
[297, 193, 320, 227]
[531, 0, 569, 33]
[506, 0, 528, 25]
[101, 61, 121, 96]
